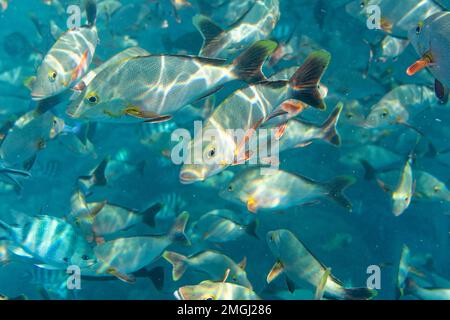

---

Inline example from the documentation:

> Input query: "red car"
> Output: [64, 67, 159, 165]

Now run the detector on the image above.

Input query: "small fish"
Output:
[77, 155, 145, 192]
[261, 103, 343, 155]
[154, 193, 187, 226]
[163, 250, 252, 288]
[68, 190, 162, 241]
[266, 229, 377, 300]
[320, 233, 353, 252]
[413, 171, 450, 202]
[180, 50, 331, 184]
[93, 212, 189, 283]
[190, 209, 259, 243]
[0, 214, 96, 270]
[340, 144, 403, 171]
[0, 111, 66, 168]
[364, 85, 436, 130]
[396, 245, 411, 299]
[220, 168, 355, 213]
[68, 40, 277, 123]
[346, 0, 442, 37]
[31, 0, 98, 100]
[22, 266, 74, 300]
[194, 0, 280, 59]
[175, 271, 259, 300]
[381, 157, 414, 216]
[404, 277, 450, 300]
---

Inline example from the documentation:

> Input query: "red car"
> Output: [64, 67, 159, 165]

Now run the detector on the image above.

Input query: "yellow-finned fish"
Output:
[163, 250, 252, 288]
[174, 270, 259, 300]
[180, 51, 331, 184]
[67, 41, 277, 123]
[220, 168, 355, 213]
[266, 229, 377, 300]
[31, 0, 98, 100]
[194, 0, 280, 59]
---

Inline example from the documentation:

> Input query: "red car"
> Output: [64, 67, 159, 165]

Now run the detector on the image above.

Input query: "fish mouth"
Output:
[30, 92, 46, 101]
[179, 170, 203, 184]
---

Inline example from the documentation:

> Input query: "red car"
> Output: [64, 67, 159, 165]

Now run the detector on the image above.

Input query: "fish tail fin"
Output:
[319, 103, 343, 146]
[324, 176, 356, 211]
[193, 15, 224, 51]
[245, 219, 260, 240]
[140, 203, 163, 228]
[289, 50, 331, 110]
[341, 287, 377, 300]
[162, 251, 189, 281]
[168, 212, 190, 246]
[231, 40, 278, 83]
[84, 0, 97, 27]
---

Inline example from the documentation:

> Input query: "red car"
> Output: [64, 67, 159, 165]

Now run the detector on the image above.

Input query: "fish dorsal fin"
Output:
[267, 260, 284, 284]
[238, 257, 247, 270]
[222, 268, 231, 283]
[193, 15, 224, 48]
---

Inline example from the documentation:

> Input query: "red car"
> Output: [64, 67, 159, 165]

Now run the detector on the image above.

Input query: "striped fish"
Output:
[93, 212, 190, 283]
[31, 0, 98, 100]
[266, 229, 377, 300]
[0, 214, 96, 270]
[22, 266, 74, 300]
[67, 40, 277, 123]
[194, 0, 280, 59]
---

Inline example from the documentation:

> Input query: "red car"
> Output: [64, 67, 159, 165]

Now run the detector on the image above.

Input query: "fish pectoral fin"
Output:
[124, 106, 173, 123]
[246, 197, 258, 214]
[314, 268, 331, 300]
[275, 122, 288, 140]
[222, 268, 231, 283]
[267, 260, 284, 284]
[406, 52, 433, 76]
[294, 141, 313, 149]
[280, 99, 306, 116]
[71, 50, 90, 82]
[34, 264, 61, 270]
[107, 268, 136, 284]
[376, 178, 391, 194]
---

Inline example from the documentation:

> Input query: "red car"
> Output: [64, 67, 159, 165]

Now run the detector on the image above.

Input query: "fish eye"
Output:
[227, 185, 233, 192]
[404, 196, 409, 202]
[346, 113, 353, 119]
[48, 70, 57, 82]
[207, 147, 216, 158]
[86, 92, 99, 105]
[205, 296, 215, 300]
[416, 22, 423, 35]
[381, 109, 389, 118]
[63, 257, 69, 263]
[81, 255, 90, 261]
[434, 186, 440, 193]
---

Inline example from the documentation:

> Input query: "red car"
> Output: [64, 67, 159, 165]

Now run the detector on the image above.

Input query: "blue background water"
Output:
[0, 0, 449, 300]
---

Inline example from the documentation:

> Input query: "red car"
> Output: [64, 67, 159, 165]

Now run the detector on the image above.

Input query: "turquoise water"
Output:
[0, 0, 449, 300]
